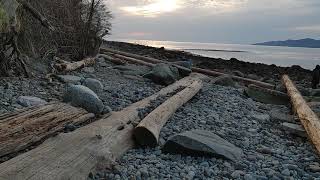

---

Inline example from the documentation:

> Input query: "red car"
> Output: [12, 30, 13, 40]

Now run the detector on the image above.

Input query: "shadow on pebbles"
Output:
[93, 83, 320, 180]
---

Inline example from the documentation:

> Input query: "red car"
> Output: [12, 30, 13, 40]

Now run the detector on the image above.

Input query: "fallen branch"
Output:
[0, 73, 205, 180]
[100, 48, 275, 89]
[0, 103, 95, 159]
[54, 57, 95, 72]
[282, 75, 320, 155]
[134, 79, 203, 147]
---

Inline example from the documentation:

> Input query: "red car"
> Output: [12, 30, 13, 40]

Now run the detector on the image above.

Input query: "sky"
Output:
[105, 0, 320, 44]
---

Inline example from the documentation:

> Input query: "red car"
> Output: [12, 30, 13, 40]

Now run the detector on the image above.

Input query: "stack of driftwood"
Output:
[0, 49, 319, 180]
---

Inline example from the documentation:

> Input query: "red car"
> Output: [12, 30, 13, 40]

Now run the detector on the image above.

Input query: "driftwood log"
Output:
[134, 79, 203, 147]
[111, 53, 155, 67]
[54, 57, 95, 72]
[100, 48, 275, 89]
[101, 49, 194, 74]
[100, 48, 163, 64]
[282, 75, 320, 155]
[0, 73, 205, 180]
[98, 54, 126, 65]
[0, 103, 95, 159]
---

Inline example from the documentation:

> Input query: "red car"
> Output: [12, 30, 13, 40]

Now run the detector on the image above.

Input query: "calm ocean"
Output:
[112, 39, 320, 70]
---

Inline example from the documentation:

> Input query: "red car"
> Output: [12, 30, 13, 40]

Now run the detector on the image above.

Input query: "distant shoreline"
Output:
[182, 48, 247, 53]
[254, 38, 320, 48]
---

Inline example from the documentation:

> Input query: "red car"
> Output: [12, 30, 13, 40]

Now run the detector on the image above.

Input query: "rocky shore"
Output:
[104, 41, 313, 87]
[0, 41, 319, 179]
[98, 83, 320, 179]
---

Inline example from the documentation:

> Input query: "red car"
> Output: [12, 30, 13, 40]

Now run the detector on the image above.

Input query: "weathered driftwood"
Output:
[111, 53, 155, 67]
[100, 48, 163, 64]
[134, 79, 203, 147]
[0, 73, 205, 180]
[54, 57, 95, 72]
[100, 48, 275, 89]
[282, 75, 320, 155]
[100, 49, 192, 74]
[0, 103, 95, 158]
[98, 54, 126, 65]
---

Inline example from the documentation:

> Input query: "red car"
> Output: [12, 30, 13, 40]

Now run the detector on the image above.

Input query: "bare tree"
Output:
[0, 0, 112, 77]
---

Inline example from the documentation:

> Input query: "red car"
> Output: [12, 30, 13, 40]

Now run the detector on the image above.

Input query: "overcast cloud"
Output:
[105, 0, 320, 44]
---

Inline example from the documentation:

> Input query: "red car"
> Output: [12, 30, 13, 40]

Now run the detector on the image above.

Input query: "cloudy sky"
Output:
[105, 0, 320, 44]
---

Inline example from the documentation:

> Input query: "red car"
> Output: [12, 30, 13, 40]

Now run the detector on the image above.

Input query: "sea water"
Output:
[112, 39, 320, 70]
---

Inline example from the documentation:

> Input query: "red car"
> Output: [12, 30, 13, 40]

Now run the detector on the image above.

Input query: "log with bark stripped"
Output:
[54, 57, 95, 72]
[134, 79, 203, 147]
[0, 73, 205, 180]
[100, 48, 275, 89]
[282, 75, 320, 155]
[0, 103, 95, 159]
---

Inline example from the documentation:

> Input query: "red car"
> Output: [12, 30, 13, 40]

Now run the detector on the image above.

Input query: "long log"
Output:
[134, 79, 203, 147]
[100, 48, 275, 89]
[282, 75, 320, 155]
[98, 54, 126, 65]
[54, 57, 95, 72]
[111, 53, 155, 67]
[101, 49, 193, 74]
[0, 73, 204, 180]
[101, 48, 163, 64]
[0, 103, 95, 159]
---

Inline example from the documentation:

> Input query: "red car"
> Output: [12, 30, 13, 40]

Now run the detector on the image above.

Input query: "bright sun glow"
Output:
[121, 0, 180, 17]
[120, 0, 247, 17]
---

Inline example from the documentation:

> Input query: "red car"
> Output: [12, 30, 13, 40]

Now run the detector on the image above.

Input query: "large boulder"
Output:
[245, 84, 290, 105]
[82, 78, 103, 93]
[63, 85, 104, 114]
[212, 75, 237, 88]
[82, 67, 95, 73]
[16, 96, 47, 107]
[232, 70, 245, 78]
[56, 75, 83, 84]
[113, 64, 151, 76]
[163, 130, 243, 162]
[143, 63, 180, 85]
[172, 60, 193, 76]
[173, 60, 193, 69]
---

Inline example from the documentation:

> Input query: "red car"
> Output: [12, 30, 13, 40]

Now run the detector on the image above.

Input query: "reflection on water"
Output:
[113, 39, 320, 70]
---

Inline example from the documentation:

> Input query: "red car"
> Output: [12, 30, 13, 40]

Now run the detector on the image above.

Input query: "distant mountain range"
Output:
[253, 38, 320, 48]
